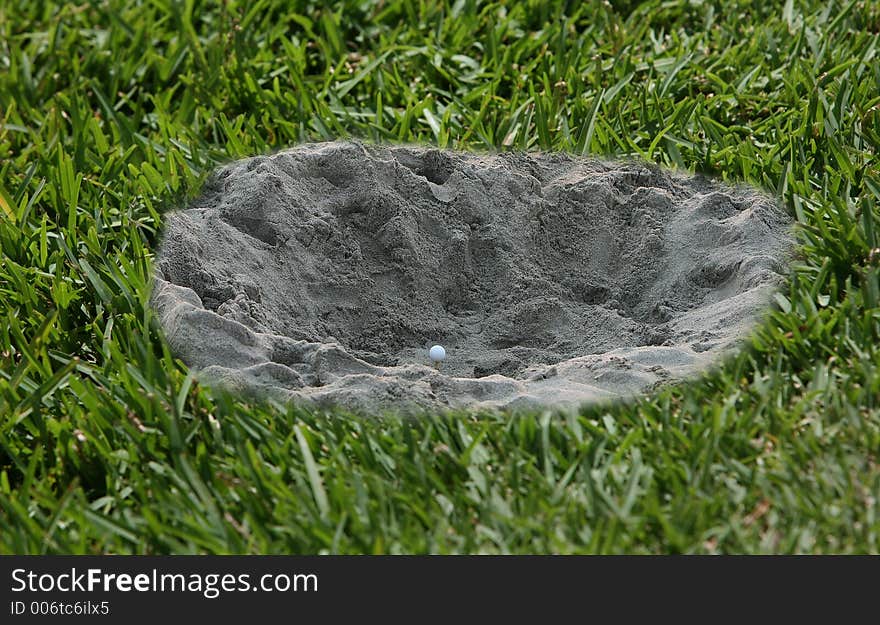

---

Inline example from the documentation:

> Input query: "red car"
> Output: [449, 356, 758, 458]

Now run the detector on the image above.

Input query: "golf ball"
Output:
[429, 344, 446, 362]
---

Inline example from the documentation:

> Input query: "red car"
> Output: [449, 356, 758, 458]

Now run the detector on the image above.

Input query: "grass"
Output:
[0, 0, 878, 554]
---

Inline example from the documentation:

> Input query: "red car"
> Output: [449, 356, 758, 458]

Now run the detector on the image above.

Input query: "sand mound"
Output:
[151, 141, 793, 412]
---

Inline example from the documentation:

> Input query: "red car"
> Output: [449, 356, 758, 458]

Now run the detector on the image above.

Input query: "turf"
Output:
[0, 0, 878, 554]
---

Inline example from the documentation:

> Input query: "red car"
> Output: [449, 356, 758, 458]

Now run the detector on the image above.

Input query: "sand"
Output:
[150, 141, 794, 412]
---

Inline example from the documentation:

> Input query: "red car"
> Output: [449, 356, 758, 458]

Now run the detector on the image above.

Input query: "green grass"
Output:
[1, 0, 879, 554]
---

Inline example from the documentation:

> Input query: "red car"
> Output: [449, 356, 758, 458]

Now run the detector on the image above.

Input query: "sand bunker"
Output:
[151, 141, 793, 412]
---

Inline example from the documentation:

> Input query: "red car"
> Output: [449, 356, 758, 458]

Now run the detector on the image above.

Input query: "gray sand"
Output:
[151, 141, 793, 412]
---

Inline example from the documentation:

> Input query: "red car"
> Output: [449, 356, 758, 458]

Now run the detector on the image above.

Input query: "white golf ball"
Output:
[429, 344, 446, 362]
